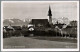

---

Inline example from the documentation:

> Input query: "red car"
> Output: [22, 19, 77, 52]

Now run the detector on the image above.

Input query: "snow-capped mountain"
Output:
[3, 19, 29, 26]
[52, 17, 70, 25]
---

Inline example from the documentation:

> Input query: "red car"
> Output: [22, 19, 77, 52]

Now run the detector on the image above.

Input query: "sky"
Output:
[3, 1, 78, 21]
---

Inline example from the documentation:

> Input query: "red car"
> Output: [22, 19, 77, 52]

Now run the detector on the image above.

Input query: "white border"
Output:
[1, 1, 79, 51]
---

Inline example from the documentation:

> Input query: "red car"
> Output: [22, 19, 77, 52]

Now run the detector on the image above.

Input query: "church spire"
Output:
[48, 5, 52, 16]
[48, 5, 52, 24]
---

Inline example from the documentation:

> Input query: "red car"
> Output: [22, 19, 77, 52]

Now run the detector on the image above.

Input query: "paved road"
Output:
[3, 36, 77, 49]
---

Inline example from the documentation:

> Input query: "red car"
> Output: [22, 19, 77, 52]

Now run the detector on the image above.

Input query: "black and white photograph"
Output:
[1, 1, 79, 51]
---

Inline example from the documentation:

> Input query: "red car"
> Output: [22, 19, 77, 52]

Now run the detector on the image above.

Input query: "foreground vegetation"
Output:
[3, 27, 77, 38]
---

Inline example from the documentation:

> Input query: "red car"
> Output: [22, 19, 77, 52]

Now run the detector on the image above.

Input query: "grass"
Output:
[31, 36, 77, 43]
[3, 36, 77, 48]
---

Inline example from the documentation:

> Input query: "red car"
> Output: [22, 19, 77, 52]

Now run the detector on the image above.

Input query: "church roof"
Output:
[31, 19, 49, 25]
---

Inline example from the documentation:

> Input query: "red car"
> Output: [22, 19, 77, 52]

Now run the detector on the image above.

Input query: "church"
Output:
[30, 6, 53, 27]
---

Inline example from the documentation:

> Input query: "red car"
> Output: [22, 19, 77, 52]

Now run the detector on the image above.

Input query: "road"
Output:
[3, 36, 77, 49]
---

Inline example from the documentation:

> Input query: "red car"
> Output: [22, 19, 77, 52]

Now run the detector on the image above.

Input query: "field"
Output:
[3, 36, 77, 49]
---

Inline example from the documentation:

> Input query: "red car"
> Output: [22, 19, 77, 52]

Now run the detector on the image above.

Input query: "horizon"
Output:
[3, 17, 77, 25]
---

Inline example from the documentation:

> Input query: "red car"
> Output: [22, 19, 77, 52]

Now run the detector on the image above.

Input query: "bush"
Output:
[13, 30, 22, 36]
[3, 31, 7, 38]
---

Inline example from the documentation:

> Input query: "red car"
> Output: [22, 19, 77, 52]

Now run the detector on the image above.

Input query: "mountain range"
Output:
[3, 19, 29, 26]
[3, 17, 69, 26]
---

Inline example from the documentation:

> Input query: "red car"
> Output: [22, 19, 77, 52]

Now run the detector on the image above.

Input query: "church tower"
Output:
[48, 5, 52, 24]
